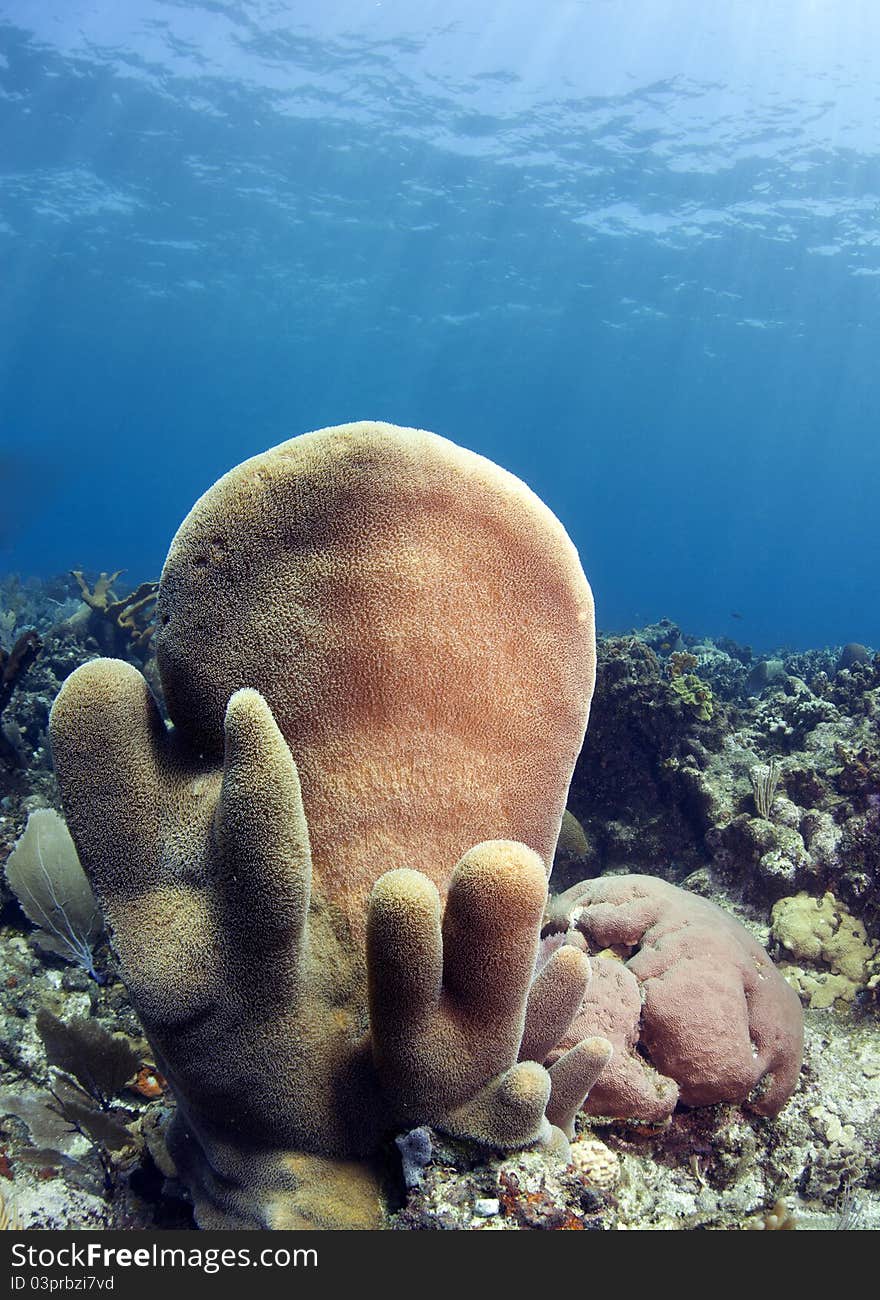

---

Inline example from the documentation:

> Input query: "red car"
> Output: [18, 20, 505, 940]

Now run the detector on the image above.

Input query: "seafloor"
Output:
[0, 572, 877, 1231]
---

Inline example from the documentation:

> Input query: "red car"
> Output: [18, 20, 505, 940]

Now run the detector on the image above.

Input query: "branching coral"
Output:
[49, 422, 608, 1230]
[69, 570, 158, 658]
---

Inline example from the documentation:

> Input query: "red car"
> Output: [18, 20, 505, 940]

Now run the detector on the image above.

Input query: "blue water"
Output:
[1, 0, 878, 651]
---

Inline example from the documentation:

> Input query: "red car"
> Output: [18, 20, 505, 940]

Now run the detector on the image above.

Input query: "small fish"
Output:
[730, 611, 743, 620]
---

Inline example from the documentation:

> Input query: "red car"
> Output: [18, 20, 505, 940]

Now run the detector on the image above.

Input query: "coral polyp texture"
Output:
[545, 874, 805, 1122]
[49, 421, 604, 1230]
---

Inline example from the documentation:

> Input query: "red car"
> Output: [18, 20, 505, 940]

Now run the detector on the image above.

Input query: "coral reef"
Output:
[566, 633, 728, 875]
[566, 630, 880, 936]
[1, 493, 878, 1231]
[47, 422, 607, 1229]
[1, 608, 878, 1228]
[0, 572, 159, 793]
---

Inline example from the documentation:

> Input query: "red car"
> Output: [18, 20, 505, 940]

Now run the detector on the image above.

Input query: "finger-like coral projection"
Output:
[545, 874, 805, 1122]
[519, 934, 612, 1138]
[50, 422, 606, 1229]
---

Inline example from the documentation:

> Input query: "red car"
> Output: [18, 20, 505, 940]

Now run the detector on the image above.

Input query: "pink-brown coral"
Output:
[546, 874, 804, 1120]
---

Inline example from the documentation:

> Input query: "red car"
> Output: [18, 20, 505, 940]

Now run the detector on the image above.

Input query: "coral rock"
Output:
[771, 891, 879, 1007]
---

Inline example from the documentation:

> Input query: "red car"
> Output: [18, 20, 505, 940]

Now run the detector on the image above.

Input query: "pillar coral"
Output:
[49, 421, 606, 1229]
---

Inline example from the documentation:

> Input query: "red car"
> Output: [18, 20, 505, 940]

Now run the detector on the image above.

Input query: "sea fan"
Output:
[4, 808, 104, 981]
[0, 1189, 22, 1231]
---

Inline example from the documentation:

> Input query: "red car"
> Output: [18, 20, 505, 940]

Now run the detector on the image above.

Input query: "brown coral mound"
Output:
[50, 421, 605, 1229]
[546, 874, 804, 1121]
